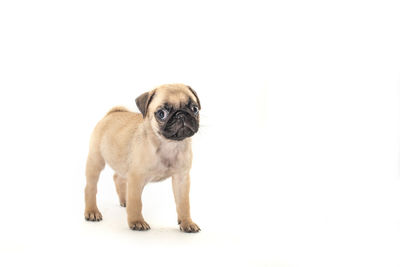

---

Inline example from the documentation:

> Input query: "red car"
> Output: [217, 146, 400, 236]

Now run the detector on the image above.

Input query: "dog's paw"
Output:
[84, 209, 103, 221]
[179, 220, 201, 233]
[129, 220, 150, 231]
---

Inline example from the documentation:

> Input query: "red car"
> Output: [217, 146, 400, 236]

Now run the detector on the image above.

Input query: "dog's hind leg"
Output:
[113, 173, 127, 207]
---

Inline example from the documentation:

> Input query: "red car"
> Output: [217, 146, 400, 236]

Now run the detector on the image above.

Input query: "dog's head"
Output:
[135, 84, 201, 141]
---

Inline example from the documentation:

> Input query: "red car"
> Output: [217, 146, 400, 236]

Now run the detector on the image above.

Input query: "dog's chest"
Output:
[159, 151, 177, 168]
[149, 142, 188, 181]
[157, 142, 184, 169]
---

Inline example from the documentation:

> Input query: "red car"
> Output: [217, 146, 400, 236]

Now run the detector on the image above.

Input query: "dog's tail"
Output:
[106, 106, 129, 116]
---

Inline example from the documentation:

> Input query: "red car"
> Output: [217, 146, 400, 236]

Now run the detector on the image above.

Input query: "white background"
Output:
[0, 1, 400, 266]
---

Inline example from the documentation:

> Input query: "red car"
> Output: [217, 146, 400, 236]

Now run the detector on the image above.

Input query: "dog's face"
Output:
[135, 84, 201, 141]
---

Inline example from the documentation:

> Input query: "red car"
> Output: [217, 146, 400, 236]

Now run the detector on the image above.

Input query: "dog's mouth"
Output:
[161, 111, 198, 141]
[166, 126, 195, 141]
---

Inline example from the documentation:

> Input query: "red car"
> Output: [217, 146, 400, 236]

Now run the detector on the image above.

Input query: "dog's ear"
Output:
[187, 86, 201, 110]
[135, 90, 155, 117]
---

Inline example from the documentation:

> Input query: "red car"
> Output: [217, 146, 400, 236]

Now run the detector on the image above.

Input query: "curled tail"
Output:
[106, 106, 129, 116]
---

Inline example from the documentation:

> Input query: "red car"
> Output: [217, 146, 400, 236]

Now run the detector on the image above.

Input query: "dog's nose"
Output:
[176, 113, 185, 120]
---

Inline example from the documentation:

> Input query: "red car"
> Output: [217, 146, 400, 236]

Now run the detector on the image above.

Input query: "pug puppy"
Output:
[84, 84, 201, 233]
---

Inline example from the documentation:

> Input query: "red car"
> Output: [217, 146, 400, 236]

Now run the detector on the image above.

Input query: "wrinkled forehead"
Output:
[153, 87, 196, 108]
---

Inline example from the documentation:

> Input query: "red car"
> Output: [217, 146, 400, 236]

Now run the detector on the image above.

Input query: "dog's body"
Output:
[84, 84, 201, 232]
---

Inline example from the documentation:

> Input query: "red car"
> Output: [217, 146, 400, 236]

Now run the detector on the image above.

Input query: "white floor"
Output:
[1, 126, 399, 267]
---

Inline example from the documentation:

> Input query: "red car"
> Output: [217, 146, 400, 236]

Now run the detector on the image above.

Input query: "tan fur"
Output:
[106, 106, 129, 116]
[84, 84, 200, 233]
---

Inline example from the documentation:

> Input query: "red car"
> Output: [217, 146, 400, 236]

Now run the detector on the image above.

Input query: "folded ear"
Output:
[135, 90, 155, 117]
[187, 86, 201, 110]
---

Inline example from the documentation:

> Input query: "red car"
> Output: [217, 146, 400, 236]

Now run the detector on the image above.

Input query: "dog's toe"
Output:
[84, 210, 103, 221]
[129, 220, 150, 231]
[179, 221, 200, 233]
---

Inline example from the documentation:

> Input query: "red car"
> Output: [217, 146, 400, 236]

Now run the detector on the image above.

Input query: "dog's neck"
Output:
[141, 121, 191, 169]
[142, 120, 191, 154]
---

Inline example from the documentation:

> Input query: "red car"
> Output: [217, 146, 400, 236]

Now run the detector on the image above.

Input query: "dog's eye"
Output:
[191, 105, 199, 114]
[156, 109, 168, 120]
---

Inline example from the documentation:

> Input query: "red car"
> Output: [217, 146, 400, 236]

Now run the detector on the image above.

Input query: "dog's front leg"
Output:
[126, 173, 150, 231]
[172, 172, 200, 233]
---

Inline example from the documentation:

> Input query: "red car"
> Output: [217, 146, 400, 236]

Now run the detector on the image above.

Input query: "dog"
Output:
[84, 83, 201, 233]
